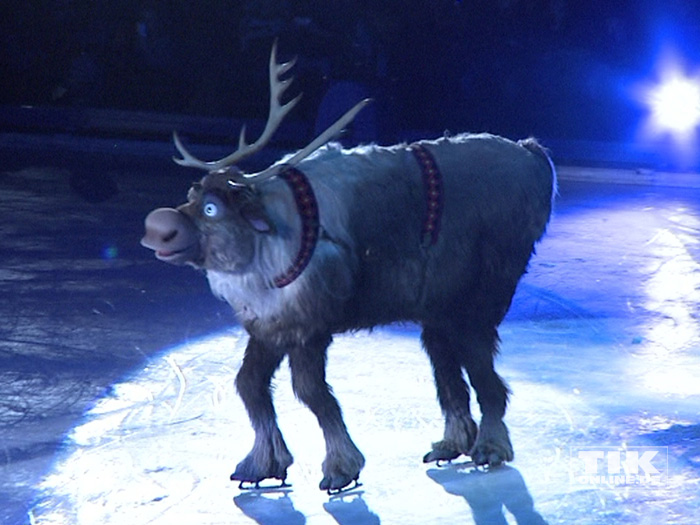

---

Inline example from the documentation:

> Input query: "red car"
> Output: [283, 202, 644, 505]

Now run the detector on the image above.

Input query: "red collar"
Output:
[410, 144, 444, 247]
[273, 167, 320, 288]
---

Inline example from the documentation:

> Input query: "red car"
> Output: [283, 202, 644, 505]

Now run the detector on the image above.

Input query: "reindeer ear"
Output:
[240, 205, 274, 233]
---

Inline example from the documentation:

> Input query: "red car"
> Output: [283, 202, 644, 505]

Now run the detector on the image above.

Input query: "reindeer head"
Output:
[141, 41, 368, 275]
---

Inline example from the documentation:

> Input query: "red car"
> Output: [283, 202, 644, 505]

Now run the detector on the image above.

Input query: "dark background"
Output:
[2, 0, 700, 145]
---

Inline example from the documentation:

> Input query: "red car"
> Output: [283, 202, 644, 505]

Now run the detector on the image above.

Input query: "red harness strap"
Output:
[273, 167, 320, 288]
[273, 146, 443, 286]
[410, 143, 444, 247]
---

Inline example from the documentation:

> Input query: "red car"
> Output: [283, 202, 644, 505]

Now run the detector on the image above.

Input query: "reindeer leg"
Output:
[462, 327, 514, 467]
[421, 325, 478, 464]
[287, 334, 365, 492]
[232, 337, 293, 485]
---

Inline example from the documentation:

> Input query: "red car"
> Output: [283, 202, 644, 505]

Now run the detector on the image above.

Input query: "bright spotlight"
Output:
[648, 72, 700, 134]
[639, 60, 700, 145]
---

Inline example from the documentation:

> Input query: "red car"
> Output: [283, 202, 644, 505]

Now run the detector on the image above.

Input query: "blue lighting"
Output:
[648, 70, 700, 135]
[638, 56, 700, 145]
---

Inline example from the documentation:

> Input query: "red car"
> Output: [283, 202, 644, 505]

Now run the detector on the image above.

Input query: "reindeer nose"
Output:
[141, 208, 199, 263]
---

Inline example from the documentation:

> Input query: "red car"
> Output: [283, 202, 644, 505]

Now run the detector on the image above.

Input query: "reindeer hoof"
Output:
[470, 446, 511, 467]
[469, 420, 514, 467]
[320, 472, 359, 493]
[423, 442, 461, 464]
[230, 450, 292, 487]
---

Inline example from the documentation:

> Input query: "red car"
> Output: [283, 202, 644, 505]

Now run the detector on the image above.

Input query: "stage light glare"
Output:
[649, 73, 700, 133]
[644, 68, 700, 142]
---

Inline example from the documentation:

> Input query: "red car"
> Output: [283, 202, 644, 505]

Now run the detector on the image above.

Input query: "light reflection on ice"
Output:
[33, 321, 700, 524]
[71, 384, 155, 447]
[640, 360, 700, 397]
[639, 226, 700, 396]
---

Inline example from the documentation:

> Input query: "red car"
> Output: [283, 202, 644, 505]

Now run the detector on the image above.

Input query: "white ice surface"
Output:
[33, 318, 700, 524]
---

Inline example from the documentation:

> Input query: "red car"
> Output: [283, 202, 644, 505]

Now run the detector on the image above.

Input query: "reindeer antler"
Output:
[234, 97, 371, 184]
[172, 41, 370, 181]
[173, 40, 301, 171]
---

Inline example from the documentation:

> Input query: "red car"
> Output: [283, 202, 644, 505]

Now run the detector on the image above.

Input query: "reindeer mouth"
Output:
[154, 244, 199, 264]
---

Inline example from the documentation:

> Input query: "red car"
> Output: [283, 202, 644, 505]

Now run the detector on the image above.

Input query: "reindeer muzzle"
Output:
[141, 208, 200, 265]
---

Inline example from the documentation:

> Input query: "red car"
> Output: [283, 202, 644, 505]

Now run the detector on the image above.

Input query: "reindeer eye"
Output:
[202, 195, 224, 218]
